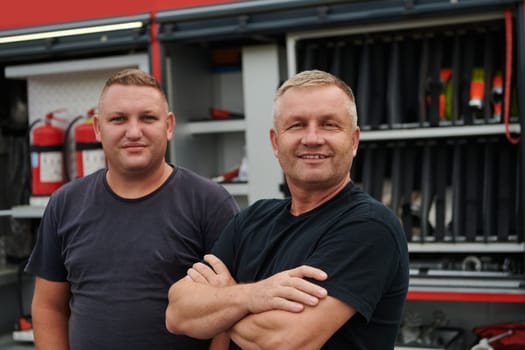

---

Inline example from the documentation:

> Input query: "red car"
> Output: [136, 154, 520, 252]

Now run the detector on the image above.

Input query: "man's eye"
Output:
[143, 115, 157, 122]
[110, 116, 126, 123]
[323, 122, 338, 128]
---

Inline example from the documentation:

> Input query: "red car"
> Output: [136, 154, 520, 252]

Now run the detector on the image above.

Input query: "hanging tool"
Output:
[482, 138, 497, 242]
[420, 142, 434, 242]
[357, 37, 371, 128]
[451, 33, 462, 124]
[369, 40, 387, 129]
[504, 8, 520, 144]
[400, 36, 419, 125]
[471, 330, 513, 350]
[451, 140, 465, 242]
[427, 36, 443, 126]
[401, 145, 416, 241]
[387, 37, 402, 128]
[469, 67, 485, 112]
[340, 40, 358, 92]
[329, 41, 343, 77]
[492, 71, 503, 121]
[464, 140, 480, 241]
[434, 142, 448, 241]
[418, 36, 430, 126]
[209, 108, 244, 120]
[439, 68, 453, 120]
[482, 30, 495, 123]
[496, 140, 513, 241]
[389, 142, 403, 217]
[461, 37, 476, 125]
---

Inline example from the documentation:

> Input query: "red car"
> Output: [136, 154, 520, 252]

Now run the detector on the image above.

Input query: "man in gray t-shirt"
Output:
[25, 69, 239, 350]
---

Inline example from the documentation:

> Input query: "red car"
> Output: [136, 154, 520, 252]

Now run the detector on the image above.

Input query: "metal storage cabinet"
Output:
[0, 13, 154, 336]
[284, 0, 525, 347]
[160, 42, 284, 207]
[157, 3, 296, 207]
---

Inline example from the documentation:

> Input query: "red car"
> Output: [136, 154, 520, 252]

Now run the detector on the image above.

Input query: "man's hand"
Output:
[187, 254, 236, 287]
[187, 255, 328, 314]
[246, 265, 328, 314]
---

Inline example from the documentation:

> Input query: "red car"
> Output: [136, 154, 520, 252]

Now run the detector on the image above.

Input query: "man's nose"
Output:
[301, 126, 324, 144]
[126, 119, 142, 138]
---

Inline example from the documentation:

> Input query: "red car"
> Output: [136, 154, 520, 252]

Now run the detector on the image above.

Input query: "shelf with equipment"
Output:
[0, 53, 150, 220]
[163, 41, 284, 207]
[286, 9, 523, 249]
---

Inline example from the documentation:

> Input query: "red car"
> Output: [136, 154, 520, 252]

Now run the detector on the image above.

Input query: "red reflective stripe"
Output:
[407, 291, 525, 303]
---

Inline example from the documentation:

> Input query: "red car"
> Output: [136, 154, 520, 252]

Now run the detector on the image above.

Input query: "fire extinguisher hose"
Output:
[504, 8, 520, 144]
[63, 115, 85, 182]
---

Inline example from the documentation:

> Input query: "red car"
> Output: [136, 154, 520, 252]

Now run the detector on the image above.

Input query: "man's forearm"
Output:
[230, 311, 297, 350]
[230, 296, 354, 350]
[166, 258, 329, 340]
[230, 312, 326, 350]
[209, 332, 230, 350]
[166, 277, 251, 339]
[32, 307, 69, 350]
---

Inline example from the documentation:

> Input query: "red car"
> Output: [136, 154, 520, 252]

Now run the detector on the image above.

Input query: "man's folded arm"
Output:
[229, 295, 355, 350]
[165, 255, 329, 340]
[166, 276, 252, 339]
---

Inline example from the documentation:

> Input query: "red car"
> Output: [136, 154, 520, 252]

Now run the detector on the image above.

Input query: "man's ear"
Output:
[167, 112, 176, 140]
[270, 128, 279, 158]
[352, 127, 360, 157]
[93, 115, 101, 142]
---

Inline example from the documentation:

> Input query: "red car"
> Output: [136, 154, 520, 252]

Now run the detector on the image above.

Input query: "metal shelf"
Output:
[221, 182, 248, 196]
[0, 267, 19, 288]
[360, 123, 521, 141]
[5, 53, 149, 78]
[408, 242, 525, 253]
[0, 206, 45, 219]
[183, 119, 246, 134]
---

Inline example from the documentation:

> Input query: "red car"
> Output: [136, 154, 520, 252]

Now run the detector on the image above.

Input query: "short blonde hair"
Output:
[273, 69, 358, 129]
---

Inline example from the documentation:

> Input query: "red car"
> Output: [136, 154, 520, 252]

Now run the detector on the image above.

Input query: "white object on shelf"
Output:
[184, 119, 246, 134]
[238, 145, 248, 182]
[221, 183, 249, 196]
[12, 329, 33, 343]
[5, 53, 149, 78]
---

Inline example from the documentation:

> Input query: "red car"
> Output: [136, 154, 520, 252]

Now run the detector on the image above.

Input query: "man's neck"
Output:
[288, 178, 350, 216]
[106, 163, 173, 199]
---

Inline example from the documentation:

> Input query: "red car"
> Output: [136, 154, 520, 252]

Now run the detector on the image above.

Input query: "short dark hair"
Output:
[99, 68, 169, 110]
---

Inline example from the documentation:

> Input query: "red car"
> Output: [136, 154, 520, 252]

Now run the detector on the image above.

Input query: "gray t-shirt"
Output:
[26, 166, 240, 350]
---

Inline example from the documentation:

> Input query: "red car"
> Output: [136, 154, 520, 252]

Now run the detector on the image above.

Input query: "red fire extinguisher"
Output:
[31, 111, 65, 196]
[74, 108, 105, 178]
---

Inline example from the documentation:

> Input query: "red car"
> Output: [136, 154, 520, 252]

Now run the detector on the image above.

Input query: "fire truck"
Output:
[0, 1, 524, 348]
